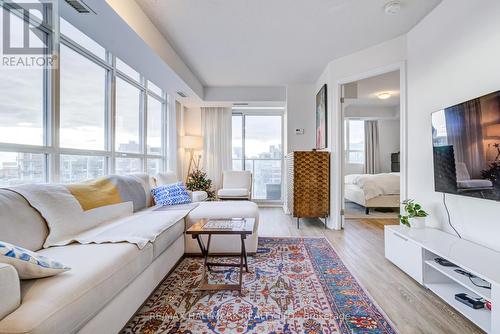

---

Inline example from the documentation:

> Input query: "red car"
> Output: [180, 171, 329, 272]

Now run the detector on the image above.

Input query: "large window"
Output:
[344, 120, 365, 164]
[60, 44, 106, 150]
[232, 113, 283, 201]
[0, 13, 45, 146]
[115, 78, 141, 153]
[0, 5, 169, 186]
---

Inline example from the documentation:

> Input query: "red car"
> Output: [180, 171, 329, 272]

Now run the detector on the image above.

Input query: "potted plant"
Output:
[185, 169, 216, 200]
[399, 199, 428, 229]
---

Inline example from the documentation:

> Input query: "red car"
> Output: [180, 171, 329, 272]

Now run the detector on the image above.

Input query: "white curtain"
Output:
[364, 120, 380, 174]
[201, 107, 232, 190]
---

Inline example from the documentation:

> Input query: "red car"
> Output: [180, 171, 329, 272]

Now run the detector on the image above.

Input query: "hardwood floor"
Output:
[258, 207, 484, 334]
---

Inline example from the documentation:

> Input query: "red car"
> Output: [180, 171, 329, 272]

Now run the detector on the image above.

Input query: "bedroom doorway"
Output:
[341, 70, 402, 220]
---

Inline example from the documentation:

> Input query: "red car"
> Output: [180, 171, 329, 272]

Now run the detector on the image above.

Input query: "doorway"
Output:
[341, 70, 402, 221]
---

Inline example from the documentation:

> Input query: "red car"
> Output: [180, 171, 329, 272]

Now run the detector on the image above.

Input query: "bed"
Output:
[344, 173, 400, 214]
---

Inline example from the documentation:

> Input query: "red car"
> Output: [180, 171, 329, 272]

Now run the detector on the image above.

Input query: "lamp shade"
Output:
[183, 135, 203, 150]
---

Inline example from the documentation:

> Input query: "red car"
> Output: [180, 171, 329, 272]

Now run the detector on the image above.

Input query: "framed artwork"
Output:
[316, 84, 327, 149]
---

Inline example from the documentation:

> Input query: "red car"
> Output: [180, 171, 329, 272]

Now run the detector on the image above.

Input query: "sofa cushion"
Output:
[0, 264, 20, 321]
[217, 188, 250, 198]
[0, 243, 153, 334]
[151, 218, 185, 259]
[0, 189, 48, 251]
[9, 184, 134, 248]
[0, 241, 70, 279]
[153, 172, 178, 187]
[185, 201, 260, 254]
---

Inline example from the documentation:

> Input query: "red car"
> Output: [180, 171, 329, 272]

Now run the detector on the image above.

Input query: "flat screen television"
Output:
[432, 90, 500, 201]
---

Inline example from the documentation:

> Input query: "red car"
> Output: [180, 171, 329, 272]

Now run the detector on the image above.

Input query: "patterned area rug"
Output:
[123, 237, 397, 334]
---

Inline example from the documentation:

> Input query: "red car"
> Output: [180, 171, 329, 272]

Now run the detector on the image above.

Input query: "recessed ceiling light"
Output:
[384, 0, 401, 15]
[377, 92, 392, 100]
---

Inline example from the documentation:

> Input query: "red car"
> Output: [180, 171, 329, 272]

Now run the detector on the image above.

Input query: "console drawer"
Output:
[385, 228, 423, 284]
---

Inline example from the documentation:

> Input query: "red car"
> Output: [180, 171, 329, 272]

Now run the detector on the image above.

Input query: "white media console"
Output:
[385, 225, 500, 333]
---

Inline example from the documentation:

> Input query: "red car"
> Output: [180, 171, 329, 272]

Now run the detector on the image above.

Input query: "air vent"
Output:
[177, 91, 188, 98]
[64, 0, 95, 14]
[233, 103, 249, 106]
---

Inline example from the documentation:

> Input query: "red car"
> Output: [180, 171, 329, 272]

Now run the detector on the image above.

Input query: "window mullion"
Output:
[141, 77, 147, 172]
[161, 94, 167, 172]
[108, 53, 116, 175]
[49, 11, 60, 183]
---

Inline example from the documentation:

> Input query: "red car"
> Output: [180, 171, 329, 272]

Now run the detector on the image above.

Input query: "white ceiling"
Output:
[345, 70, 401, 108]
[135, 0, 441, 86]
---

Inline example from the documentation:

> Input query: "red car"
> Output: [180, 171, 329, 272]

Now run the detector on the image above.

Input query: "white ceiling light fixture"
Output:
[384, 0, 401, 15]
[377, 92, 392, 100]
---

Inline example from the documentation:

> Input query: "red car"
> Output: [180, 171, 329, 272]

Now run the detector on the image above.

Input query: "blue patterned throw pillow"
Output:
[151, 182, 192, 206]
[0, 241, 70, 279]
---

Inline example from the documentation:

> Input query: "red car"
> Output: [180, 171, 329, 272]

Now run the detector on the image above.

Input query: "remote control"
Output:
[454, 269, 476, 278]
[434, 257, 458, 267]
[455, 293, 484, 309]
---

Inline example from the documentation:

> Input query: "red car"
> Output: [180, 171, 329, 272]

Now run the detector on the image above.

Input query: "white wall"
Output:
[105, 0, 204, 99]
[378, 119, 400, 173]
[286, 84, 316, 153]
[315, 35, 407, 229]
[407, 0, 500, 252]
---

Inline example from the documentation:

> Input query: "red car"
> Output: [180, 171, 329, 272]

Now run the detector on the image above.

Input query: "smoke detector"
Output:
[384, 0, 401, 15]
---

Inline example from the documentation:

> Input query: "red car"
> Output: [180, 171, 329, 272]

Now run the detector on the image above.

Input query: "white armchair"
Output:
[217, 170, 252, 200]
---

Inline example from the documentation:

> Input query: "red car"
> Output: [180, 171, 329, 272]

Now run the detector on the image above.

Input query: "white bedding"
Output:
[345, 173, 400, 200]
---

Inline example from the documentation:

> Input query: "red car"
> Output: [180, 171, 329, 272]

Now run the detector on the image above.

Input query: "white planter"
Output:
[409, 217, 426, 229]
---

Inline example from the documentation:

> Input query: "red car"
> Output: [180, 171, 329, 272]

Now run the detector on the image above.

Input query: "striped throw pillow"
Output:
[151, 182, 192, 206]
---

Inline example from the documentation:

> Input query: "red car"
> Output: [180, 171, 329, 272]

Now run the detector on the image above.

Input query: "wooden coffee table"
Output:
[186, 218, 255, 294]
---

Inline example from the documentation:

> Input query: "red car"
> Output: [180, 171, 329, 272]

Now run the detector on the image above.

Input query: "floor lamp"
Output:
[183, 135, 203, 183]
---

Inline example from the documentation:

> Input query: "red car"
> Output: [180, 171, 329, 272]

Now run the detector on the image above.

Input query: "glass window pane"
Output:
[148, 81, 162, 96]
[348, 120, 365, 164]
[147, 159, 161, 175]
[60, 155, 105, 183]
[348, 120, 364, 151]
[115, 157, 141, 175]
[60, 18, 105, 59]
[232, 159, 243, 171]
[0, 152, 45, 186]
[252, 160, 282, 200]
[116, 78, 141, 153]
[244, 115, 282, 159]
[60, 45, 106, 150]
[147, 96, 162, 154]
[0, 13, 44, 146]
[232, 115, 243, 159]
[116, 58, 140, 82]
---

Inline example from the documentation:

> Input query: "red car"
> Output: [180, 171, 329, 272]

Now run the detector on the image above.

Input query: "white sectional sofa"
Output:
[0, 174, 259, 334]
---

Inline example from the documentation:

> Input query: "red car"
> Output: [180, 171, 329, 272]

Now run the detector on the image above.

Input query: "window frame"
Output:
[0, 7, 169, 185]
[231, 110, 284, 203]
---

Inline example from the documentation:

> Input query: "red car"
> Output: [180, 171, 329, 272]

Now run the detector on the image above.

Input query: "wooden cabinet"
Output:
[286, 151, 330, 228]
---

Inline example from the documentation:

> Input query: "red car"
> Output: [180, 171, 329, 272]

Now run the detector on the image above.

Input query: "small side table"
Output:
[186, 218, 255, 294]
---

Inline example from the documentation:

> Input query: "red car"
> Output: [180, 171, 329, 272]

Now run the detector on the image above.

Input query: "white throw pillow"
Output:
[0, 241, 70, 279]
